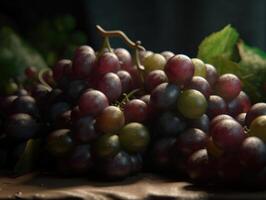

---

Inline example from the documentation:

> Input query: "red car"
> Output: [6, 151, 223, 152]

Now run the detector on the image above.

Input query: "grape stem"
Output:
[96, 25, 145, 80]
[96, 25, 145, 51]
[38, 69, 52, 91]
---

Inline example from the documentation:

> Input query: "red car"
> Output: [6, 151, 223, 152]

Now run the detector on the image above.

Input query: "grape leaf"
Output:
[197, 25, 239, 63]
[0, 27, 47, 89]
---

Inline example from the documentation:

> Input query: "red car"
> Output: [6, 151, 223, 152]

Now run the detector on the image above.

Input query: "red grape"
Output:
[95, 52, 120, 75]
[114, 48, 133, 69]
[239, 137, 266, 170]
[144, 70, 168, 92]
[176, 128, 208, 156]
[116, 70, 133, 93]
[207, 95, 227, 119]
[211, 119, 246, 152]
[185, 76, 211, 99]
[123, 99, 148, 123]
[245, 103, 266, 127]
[72, 46, 96, 78]
[96, 72, 122, 102]
[150, 83, 180, 110]
[164, 54, 195, 86]
[214, 73, 241, 101]
[78, 90, 109, 116]
[205, 64, 218, 85]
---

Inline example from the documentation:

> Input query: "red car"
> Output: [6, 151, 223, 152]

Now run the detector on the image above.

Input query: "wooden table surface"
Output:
[0, 173, 265, 200]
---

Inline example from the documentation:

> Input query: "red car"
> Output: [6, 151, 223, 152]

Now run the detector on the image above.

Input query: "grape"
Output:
[140, 95, 150, 104]
[239, 137, 266, 170]
[211, 119, 246, 152]
[114, 48, 133, 69]
[161, 51, 174, 61]
[185, 76, 211, 99]
[96, 106, 125, 134]
[95, 52, 120, 75]
[65, 80, 87, 102]
[31, 84, 49, 103]
[93, 134, 120, 158]
[11, 95, 38, 117]
[237, 91, 251, 113]
[46, 129, 74, 157]
[73, 116, 98, 143]
[205, 64, 218, 85]
[77, 45, 95, 54]
[96, 72, 122, 102]
[186, 149, 214, 182]
[206, 137, 223, 158]
[155, 112, 186, 138]
[144, 70, 168, 92]
[119, 123, 150, 153]
[227, 91, 251, 117]
[25, 66, 37, 79]
[129, 154, 143, 174]
[191, 58, 206, 78]
[150, 83, 180, 110]
[214, 73, 241, 101]
[176, 128, 208, 156]
[164, 54, 194, 86]
[188, 114, 210, 134]
[177, 89, 207, 119]
[15, 89, 28, 96]
[236, 113, 246, 126]
[72, 46, 96, 78]
[245, 103, 266, 127]
[210, 114, 234, 132]
[100, 151, 131, 179]
[249, 115, 266, 142]
[53, 59, 72, 81]
[48, 102, 70, 122]
[116, 70, 133, 93]
[66, 144, 93, 174]
[207, 95, 227, 119]
[143, 53, 166, 74]
[139, 50, 153, 64]
[78, 90, 109, 116]
[151, 137, 176, 170]
[123, 99, 148, 123]
[5, 113, 39, 141]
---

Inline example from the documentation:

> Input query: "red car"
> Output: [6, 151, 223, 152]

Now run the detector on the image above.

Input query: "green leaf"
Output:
[14, 139, 41, 175]
[197, 25, 239, 63]
[0, 27, 47, 89]
[238, 40, 266, 69]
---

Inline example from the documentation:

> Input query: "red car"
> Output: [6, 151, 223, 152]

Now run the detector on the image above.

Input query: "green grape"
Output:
[143, 53, 166, 74]
[191, 58, 206, 78]
[94, 134, 120, 158]
[177, 89, 207, 119]
[249, 116, 266, 142]
[119, 123, 150, 153]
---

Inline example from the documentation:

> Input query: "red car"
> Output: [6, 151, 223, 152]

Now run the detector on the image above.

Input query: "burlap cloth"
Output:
[0, 173, 265, 200]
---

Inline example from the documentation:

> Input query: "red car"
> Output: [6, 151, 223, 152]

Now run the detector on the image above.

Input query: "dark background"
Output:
[0, 0, 266, 56]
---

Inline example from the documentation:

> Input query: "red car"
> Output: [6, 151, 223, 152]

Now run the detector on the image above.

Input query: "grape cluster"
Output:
[1, 26, 266, 187]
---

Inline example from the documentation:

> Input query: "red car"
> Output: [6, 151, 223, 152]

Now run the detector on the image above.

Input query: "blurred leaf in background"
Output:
[28, 15, 87, 66]
[197, 25, 266, 103]
[0, 27, 47, 89]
